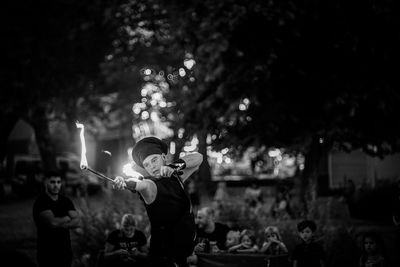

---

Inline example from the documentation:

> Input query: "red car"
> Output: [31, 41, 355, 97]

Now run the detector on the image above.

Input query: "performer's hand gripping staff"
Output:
[113, 160, 186, 192]
[113, 176, 141, 191]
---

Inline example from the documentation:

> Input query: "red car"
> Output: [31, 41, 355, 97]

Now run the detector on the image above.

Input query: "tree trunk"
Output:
[65, 110, 80, 155]
[300, 137, 326, 219]
[197, 129, 213, 197]
[0, 112, 21, 163]
[28, 107, 58, 172]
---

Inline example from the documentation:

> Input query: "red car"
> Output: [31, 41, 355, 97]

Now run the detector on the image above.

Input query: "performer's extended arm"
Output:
[114, 177, 157, 204]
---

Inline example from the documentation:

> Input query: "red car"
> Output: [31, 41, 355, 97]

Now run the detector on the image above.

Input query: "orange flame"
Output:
[76, 121, 88, 169]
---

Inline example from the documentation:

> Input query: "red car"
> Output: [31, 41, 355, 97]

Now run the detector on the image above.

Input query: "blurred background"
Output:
[1, 1, 400, 266]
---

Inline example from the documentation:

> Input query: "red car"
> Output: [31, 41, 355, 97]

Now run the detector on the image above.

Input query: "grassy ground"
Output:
[0, 194, 38, 265]
[0, 185, 399, 267]
[0, 187, 123, 266]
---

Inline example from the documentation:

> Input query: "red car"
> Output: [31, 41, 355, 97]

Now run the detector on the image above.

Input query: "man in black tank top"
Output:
[114, 137, 203, 267]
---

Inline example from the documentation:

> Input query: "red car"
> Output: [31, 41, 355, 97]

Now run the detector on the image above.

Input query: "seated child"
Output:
[227, 229, 259, 253]
[292, 220, 326, 267]
[225, 230, 240, 251]
[260, 226, 288, 255]
[359, 231, 385, 267]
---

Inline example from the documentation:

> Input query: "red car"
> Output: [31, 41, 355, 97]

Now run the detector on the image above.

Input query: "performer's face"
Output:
[142, 153, 166, 178]
[45, 176, 62, 196]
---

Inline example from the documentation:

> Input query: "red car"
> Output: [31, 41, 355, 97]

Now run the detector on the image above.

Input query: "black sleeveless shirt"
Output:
[144, 173, 192, 227]
[141, 173, 196, 261]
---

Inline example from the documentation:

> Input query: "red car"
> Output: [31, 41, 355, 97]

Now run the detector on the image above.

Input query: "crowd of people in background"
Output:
[31, 166, 399, 267]
[98, 178, 395, 267]
[213, 180, 293, 221]
[187, 204, 326, 267]
[183, 204, 389, 267]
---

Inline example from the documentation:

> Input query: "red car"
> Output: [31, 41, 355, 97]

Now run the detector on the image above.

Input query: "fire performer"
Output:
[113, 136, 203, 267]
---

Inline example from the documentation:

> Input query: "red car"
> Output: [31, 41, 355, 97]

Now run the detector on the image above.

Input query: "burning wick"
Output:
[76, 121, 115, 183]
[76, 121, 88, 169]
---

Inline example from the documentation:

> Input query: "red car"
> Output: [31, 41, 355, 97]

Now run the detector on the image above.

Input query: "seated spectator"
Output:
[292, 219, 326, 267]
[212, 181, 230, 220]
[103, 213, 148, 267]
[214, 181, 228, 199]
[244, 181, 263, 209]
[342, 178, 356, 217]
[271, 190, 291, 220]
[214, 181, 229, 204]
[260, 226, 288, 256]
[194, 207, 230, 253]
[227, 229, 259, 253]
[187, 180, 201, 214]
[359, 231, 385, 267]
[225, 230, 241, 252]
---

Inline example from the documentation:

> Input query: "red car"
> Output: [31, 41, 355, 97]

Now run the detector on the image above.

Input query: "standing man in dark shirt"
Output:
[32, 171, 81, 267]
[113, 136, 203, 267]
[194, 206, 230, 252]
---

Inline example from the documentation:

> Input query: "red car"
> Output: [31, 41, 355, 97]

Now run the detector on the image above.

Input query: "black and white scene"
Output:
[1, 1, 400, 267]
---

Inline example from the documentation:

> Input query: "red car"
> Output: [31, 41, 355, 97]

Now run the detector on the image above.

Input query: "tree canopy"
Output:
[2, 0, 400, 175]
[156, 0, 400, 159]
[1, 0, 124, 167]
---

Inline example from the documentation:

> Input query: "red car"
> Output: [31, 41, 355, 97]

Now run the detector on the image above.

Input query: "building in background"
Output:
[328, 149, 400, 189]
